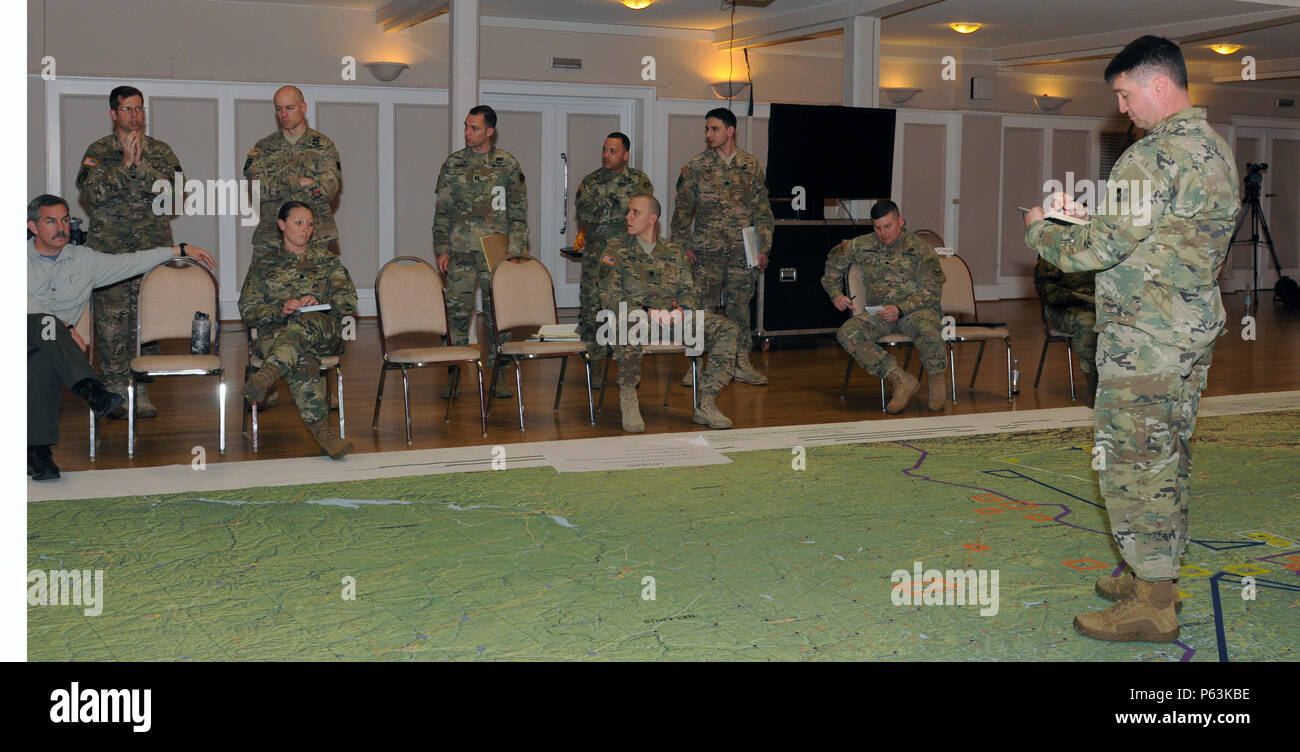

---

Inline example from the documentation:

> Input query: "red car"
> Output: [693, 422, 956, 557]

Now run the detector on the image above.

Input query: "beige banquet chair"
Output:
[242, 327, 345, 453]
[488, 254, 595, 430]
[1034, 302, 1078, 401]
[370, 256, 487, 442]
[939, 254, 1013, 402]
[128, 258, 224, 457]
[839, 262, 917, 411]
[72, 303, 99, 461]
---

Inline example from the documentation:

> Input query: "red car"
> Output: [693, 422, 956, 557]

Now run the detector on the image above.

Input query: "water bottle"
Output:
[1011, 358, 1021, 395]
[191, 311, 211, 355]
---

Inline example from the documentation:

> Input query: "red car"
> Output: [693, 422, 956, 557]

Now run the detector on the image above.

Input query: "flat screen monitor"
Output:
[765, 103, 896, 203]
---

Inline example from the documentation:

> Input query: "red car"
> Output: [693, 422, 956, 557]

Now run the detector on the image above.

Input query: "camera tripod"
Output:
[1228, 165, 1291, 314]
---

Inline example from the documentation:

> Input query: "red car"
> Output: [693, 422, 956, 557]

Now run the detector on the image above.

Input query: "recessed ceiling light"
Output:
[949, 23, 981, 34]
[1210, 44, 1242, 55]
[621, 0, 655, 9]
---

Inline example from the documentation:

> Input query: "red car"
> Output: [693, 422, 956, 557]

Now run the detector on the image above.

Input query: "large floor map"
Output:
[28, 411, 1299, 661]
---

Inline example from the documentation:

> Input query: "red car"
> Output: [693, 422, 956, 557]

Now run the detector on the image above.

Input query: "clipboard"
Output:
[480, 233, 510, 270]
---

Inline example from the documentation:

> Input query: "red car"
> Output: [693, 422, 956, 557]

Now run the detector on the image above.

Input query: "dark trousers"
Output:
[28, 313, 96, 446]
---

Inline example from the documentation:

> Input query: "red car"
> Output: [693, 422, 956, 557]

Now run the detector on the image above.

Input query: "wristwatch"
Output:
[178, 242, 188, 257]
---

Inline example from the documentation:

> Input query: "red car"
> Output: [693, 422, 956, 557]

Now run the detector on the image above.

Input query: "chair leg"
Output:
[444, 365, 458, 423]
[879, 376, 887, 412]
[554, 356, 568, 411]
[486, 361, 500, 417]
[1004, 341, 1013, 400]
[662, 357, 674, 409]
[251, 399, 259, 453]
[336, 366, 345, 438]
[840, 357, 853, 400]
[515, 360, 526, 430]
[597, 355, 613, 412]
[401, 367, 412, 444]
[371, 364, 388, 430]
[127, 372, 136, 458]
[948, 345, 958, 403]
[902, 347, 914, 371]
[475, 361, 487, 436]
[969, 341, 986, 391]
[584, 355, 595, 425]
[218, 378, 227, 455]
[1066, 342, 1077, 402]
[1033, 336, 1051, 389]
[691, 358, 699, 409]
[88, 409, 96, 463]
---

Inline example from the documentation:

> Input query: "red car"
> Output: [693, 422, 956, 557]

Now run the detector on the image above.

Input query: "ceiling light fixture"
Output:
[949, 23, 981, 34]
[621, 0, 655, 9]
[1210, 44, 1241, 55]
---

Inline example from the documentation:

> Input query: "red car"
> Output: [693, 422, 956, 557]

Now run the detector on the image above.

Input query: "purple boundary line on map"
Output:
[1173, 640, 1195, 662]
[1252, 548, 1300, 578]
[896, 443, 1109, 535]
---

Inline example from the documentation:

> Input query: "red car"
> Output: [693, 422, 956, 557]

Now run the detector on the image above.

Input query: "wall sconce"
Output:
[710, 81, 750, 99]
[364, 61, 410, 82]
[881, 87, 921, 105]
[1210, 44, 1241, 55]
[1033, 94, 1071, 113]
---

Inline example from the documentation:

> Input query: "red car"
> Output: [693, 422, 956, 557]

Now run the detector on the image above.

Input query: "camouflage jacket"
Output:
[76, 133, 182, 253]
[243, 127, 342, 246]
[433, 146, 528, 256]
[671, 148, 774, 261]
[575, 166, 653, 249]
[597, 235, 700, 312]
[237, 243, 358, 335]
[1028, 107, 1239, 352]
[821, 229, 945, 315]
[1034, 258, 1095, 309]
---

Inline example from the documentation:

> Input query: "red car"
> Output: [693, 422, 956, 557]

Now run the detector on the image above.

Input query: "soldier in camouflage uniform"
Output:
[598, 195, 738, 432]
[76, 85, 182, 419]
[822, 201, 947, 414]
[239, 202, 357, 459]
[671, 107, 774, 386]
[244, 86, 342, 260]
[1026, 36, 1239, 642]
[1034, 257, 1099, 406]
[575, 131, 653, 372]
[434, 105, 527, 397]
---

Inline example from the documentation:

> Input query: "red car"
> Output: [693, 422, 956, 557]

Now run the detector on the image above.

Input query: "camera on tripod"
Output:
[68, 217, 87, 245]
[1244, 162, 1268, 192]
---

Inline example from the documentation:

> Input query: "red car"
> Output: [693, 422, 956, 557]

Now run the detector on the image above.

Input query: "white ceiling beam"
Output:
[714, 0, 942, 50]
[376, 0, 449, 32]
[993, 9, 1299, 64]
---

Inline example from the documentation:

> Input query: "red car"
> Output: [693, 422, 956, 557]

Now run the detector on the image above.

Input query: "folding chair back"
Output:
[138, 260, 218, 349]
[492, 255, 558, 332]
[376, 256, 448, 338]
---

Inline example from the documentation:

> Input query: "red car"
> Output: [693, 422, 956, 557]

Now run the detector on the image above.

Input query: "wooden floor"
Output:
[47, 292, 1299, 472]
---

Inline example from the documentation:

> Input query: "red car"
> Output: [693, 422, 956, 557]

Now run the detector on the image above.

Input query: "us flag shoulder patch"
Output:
[81, 157, 98, 167]
[600, 255, 616, 266]
[247, 147, 260, 157]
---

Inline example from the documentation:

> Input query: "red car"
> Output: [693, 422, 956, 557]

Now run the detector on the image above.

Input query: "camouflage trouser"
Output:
[578, 246, 606, 359]
[94, 275, 158, 397]
[1046, 305, 1098, 374]
[1093, 326, 1213, 582]
[612, 311, 738, 395]
[693, 252, 758, 354]
[445, 252, 505, 367]
[255, 312, 343, 425]
[837, 308, 947, 378]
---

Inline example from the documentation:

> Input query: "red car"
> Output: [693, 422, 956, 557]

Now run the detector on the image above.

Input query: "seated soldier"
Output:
[239, 201, 357, 459]
[822, 200, 947, 414]
[1034, 257, 1099, 406]
[597, 194, 739, 433]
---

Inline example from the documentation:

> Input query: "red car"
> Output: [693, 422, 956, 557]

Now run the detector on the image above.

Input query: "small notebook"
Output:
[742, 226, 759, 268]
[481, 233, 510, 269]
[1019, 206, 1089, 226]
[532, 323, 580, 341]
[296, 303, 331, 314]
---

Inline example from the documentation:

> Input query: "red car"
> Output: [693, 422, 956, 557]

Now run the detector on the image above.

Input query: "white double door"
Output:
[481, 92, 637, 308]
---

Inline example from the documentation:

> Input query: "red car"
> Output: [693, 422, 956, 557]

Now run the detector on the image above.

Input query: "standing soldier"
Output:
[1025, 36, 1239, 643]
[822, 201, 947, 413]
[671, 107, 774, 386]
[76, 85, 182, 419]
[244, 85, 342, 260]
[1034, 257, 1099, 406]
[433, 105, 527, 397]
[575, 131, 653, 379]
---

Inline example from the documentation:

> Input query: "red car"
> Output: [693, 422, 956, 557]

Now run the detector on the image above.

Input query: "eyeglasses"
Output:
[116, 106, 145, 115]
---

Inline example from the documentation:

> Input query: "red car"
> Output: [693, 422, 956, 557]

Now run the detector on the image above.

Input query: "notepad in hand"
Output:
[742, 226, 759, 268]
[295, 303, 332, 314]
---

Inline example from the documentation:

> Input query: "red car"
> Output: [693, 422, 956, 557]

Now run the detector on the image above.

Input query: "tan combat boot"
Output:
[733, 352, 768, 385]
[1074, 577, 1180, 643]
[134, 384, 158, 419]
[242, 362, 283, 404]
[619, 387, 645, 433]
[264, 383, 281, 409]
[1096, 571, 1182, 613]
[926, 374, 947, 411]
[692, 393, 733, 429]
[884, 366, 920, 414]
[308, 420, 354, 460]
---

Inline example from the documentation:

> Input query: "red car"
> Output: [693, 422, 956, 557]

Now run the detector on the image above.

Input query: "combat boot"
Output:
[71, 378, 124, 419]
[242, 362, 283, 404]
[262, 383, 281, 409]
[619, 387, 644, 433]
[884, 366, 919, 414]
[134, 384, 158, 419]
[1095, 571, 1182, 613]
[28, 445, 60, 481]
[1083, 371, 1098, 408]
[1074, 577, 1180, 643]
[926, 373, 947, 411]
[692, 393, 733, 429]
[733, 351, 768, 385]
[308, 420, 354, 460]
